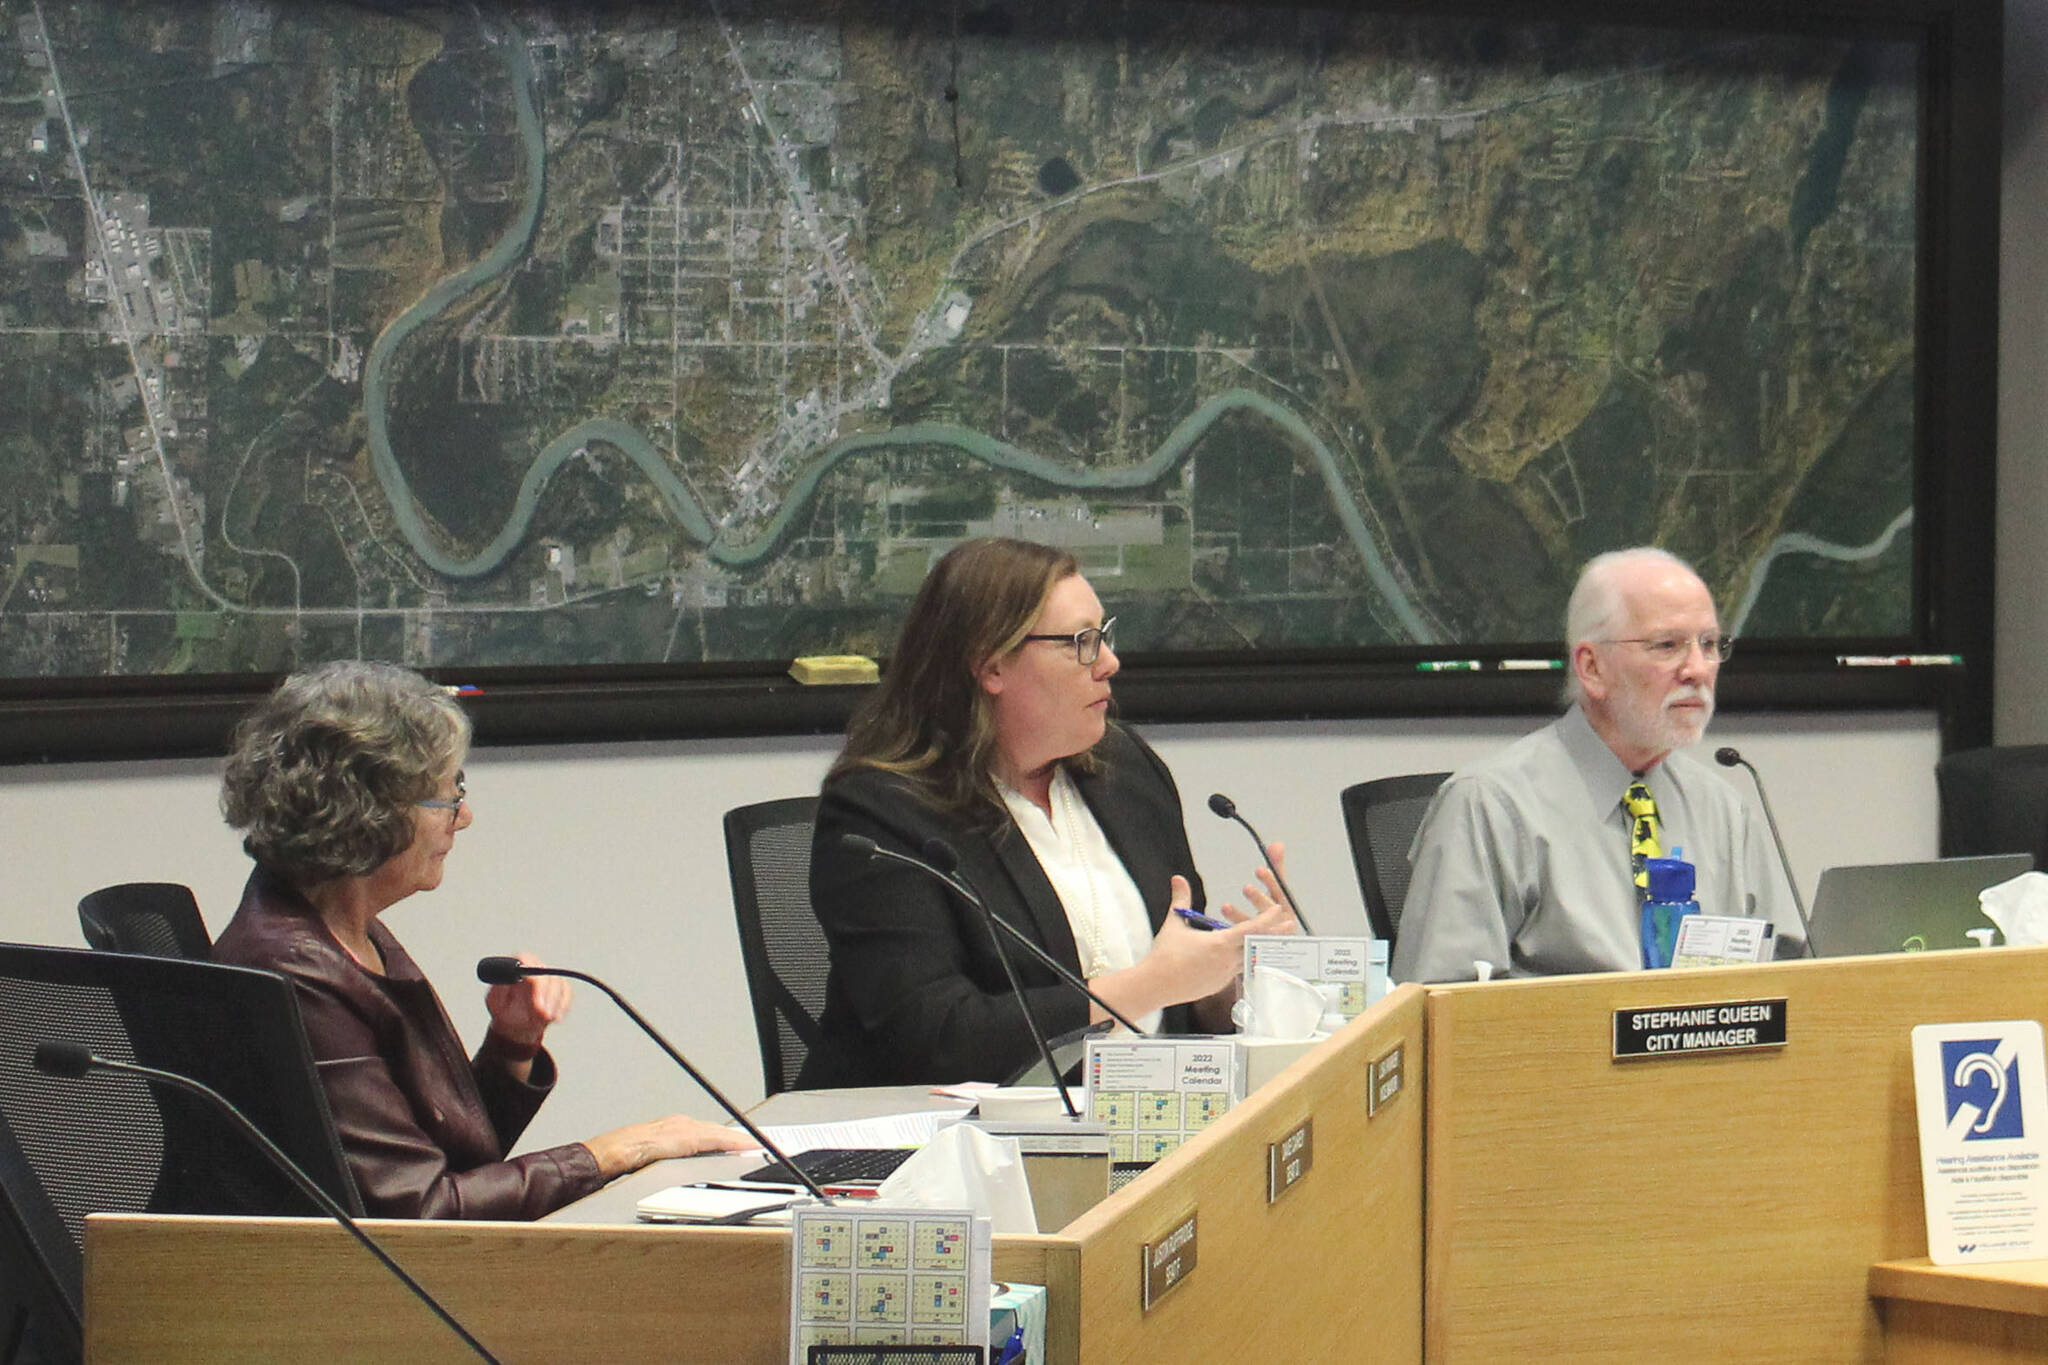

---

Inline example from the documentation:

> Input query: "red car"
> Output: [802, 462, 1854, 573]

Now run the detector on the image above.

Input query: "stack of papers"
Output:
[750, 1108, 965, 1152]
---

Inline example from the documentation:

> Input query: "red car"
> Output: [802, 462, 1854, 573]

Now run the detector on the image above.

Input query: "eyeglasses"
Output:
[417, 772, 466, 822]
[1599, 633, 1735, 664]
[1020, 616, 1117, 666]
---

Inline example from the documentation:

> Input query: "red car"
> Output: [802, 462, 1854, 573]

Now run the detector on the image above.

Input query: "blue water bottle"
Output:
[1640, 848, 1700, 969]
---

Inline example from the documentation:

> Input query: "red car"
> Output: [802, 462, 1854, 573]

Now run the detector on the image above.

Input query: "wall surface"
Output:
[0, 709, 1938, 1157]
[2001, 0, 2046, 742]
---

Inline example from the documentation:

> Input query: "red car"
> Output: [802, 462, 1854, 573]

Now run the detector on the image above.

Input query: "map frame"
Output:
[0, 0, 2000, 763]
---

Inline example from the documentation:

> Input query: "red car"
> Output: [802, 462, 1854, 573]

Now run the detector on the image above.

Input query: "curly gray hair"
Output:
[221, 661, 472, 883]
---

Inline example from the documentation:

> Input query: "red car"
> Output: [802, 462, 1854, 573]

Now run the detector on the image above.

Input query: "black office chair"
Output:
[0, 942, 361, 1364]
[76, 883, 212, 960]
[1339, 772, 1452, 948]
[723, 796, 828, 1095]
[1935, 745, 2048, 867]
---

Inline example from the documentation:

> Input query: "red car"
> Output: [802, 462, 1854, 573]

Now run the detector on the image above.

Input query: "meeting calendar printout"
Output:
[789, 1203, 992, 1358]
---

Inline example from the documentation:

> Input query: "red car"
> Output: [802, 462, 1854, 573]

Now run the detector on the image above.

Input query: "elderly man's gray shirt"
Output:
[1390, 705, 1799, 983]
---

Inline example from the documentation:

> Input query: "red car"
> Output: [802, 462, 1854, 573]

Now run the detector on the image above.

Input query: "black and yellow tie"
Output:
[1625, 779, 1662, 900]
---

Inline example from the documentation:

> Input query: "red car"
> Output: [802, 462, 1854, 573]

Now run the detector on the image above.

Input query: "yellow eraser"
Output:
[789, 655, 880, 685]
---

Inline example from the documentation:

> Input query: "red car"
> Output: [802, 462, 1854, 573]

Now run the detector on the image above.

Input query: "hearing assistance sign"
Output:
[1911, 1020, 2048, 1264]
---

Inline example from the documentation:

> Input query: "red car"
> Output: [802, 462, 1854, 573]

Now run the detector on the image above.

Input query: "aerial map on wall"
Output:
[0, 0, 1918, 679]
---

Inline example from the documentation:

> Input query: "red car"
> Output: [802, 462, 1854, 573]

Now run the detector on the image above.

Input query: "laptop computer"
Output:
[1806, 853, 2033, 957]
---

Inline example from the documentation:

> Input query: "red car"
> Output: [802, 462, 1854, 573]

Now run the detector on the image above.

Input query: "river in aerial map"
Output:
[0, 0, 1921, 678]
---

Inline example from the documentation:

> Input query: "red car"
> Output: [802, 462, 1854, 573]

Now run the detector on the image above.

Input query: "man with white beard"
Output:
[1390, 547, 1799, 983]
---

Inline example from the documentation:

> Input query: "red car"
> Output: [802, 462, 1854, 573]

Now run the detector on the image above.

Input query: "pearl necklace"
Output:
[1051, 773, 1113, 978]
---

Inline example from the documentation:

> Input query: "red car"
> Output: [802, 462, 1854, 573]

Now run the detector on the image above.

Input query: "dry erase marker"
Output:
[1498, 658, 1564, 671]
[1835, 654, 1963, 667]
[1416, 660, 1481, 672]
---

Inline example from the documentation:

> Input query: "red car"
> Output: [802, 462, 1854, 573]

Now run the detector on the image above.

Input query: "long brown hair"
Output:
[831, 538, 1090, 821]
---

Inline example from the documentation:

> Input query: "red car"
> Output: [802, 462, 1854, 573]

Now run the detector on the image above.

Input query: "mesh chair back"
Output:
[0, 942, 361, 1357]
[1, 1108, 79, 1363]
[76, 883, 212, 960]
[1936, 745, 2048, 868]
[723, 796, 827, 1095]
[1339, 773, 1452, 947]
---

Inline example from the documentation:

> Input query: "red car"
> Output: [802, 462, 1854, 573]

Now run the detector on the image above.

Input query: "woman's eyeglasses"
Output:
[1020, 617, 1117, 665]
[417, 772, 466, 822]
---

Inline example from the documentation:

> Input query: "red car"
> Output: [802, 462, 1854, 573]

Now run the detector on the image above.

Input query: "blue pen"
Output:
[1174, 905, 1231, 931]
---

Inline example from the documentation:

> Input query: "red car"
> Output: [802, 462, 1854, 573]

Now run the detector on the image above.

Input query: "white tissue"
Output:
[1978, 871, 2048, 946]
[1230, 964, 1326, 1040]
[872, 1121, 1039, 1234]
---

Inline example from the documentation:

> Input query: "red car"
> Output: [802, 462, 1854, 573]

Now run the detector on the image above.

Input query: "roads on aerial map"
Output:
[0, 1, 1919, 679]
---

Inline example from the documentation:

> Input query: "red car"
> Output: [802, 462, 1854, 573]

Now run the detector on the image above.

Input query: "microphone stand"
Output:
[1714, 747, 1819, 957]
[845, 837, 1079, 1116]
[1206, 793, 1314, 933]
[33, 1043, 500, 1365]
[474, 959, 835, 1204]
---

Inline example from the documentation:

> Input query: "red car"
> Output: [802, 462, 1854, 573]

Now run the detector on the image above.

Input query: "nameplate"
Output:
[1613, 998, 1788, 1059]
[1368, 1043, 1405, 1115]
[1267, 1117, 1313, 1202]
[1140, 1209, 1198, 1312]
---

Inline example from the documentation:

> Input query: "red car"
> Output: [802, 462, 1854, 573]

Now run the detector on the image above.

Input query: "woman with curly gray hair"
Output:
[212, 660, 748, 1220]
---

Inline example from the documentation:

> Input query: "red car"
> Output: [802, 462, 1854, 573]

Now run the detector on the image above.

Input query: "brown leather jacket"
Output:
[211, 867, 605, 1219]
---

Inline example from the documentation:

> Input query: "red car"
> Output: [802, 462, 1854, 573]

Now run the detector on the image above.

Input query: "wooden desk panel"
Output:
[84, 1215, 1061, 1364]
[1056, 988, 1426, 1365]
[1424, 947, 2048, 1364]
[84, 992, 1425, 1362]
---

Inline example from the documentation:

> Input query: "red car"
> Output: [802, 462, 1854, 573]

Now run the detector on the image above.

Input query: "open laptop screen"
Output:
[1806, 854, 2033, 957]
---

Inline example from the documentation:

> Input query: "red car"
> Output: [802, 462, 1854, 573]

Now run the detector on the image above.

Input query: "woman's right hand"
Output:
[1090, 875, 1295, 1021]
[1144, 875, 1265, 1000]
[582, 1114, 758, 1180]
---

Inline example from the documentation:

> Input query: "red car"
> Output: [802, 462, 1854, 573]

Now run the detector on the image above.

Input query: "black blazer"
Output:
[799, 723, 1205, 1087]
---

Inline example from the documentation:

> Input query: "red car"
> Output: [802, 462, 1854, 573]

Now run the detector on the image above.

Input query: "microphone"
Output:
[838, 834, 1077, 1115]
[1206, 792, 1314, 933]
[474, 957, 835, 1203]
[837, 834, 1147, 1036]
[1713, 746, 1818, 956]
[32, 1042, 501, 1365]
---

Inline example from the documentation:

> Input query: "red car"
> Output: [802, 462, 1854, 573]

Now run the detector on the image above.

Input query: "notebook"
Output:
[1806, 854, 2033, 957]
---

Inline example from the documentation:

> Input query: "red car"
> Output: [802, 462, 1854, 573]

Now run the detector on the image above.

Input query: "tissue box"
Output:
[1239, 1036, 1323, 1094]
[965, 1115, 1111, 1231]
[990, 1282, 1046, 1364]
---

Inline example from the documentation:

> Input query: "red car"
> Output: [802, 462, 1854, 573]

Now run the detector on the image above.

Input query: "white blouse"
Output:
[1000, 766, 1162, 1035]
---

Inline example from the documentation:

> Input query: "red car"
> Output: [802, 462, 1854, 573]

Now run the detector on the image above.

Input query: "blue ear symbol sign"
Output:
[1942, 1038, 2025, 1141]
[1952, 1051, 2012, 1135]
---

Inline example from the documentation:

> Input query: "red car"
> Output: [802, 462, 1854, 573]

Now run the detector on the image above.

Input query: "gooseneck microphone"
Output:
[474, 957, 834, 1203]
[1206, 792, 1314, 933]
[33, 1042, 501, 1365]
[1713, 746, 1818, 957]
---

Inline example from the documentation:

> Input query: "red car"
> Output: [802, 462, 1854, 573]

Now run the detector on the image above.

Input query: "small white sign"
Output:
[1243, 934, 1389, 1020]
[1910, 1020, 2048, 1265]
[1669, 915, 1774, 968]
